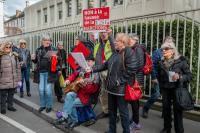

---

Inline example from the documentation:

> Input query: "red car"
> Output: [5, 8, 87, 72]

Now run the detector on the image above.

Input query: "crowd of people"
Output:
[0, 29, 192, 133]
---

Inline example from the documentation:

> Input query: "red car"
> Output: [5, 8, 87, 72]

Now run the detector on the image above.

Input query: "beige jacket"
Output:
[0, 52, 21, 89]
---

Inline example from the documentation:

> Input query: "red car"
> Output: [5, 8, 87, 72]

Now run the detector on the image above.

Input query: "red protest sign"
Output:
[67, 42, 91, 70]
[83, 7, 110, 32]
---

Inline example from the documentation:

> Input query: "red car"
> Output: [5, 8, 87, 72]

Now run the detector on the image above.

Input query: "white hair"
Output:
[161, 41, 180, 59]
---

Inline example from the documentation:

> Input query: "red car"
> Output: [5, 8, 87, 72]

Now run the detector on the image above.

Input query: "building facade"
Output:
[24, 0, 200, 32]
[0, 1, 4, 37]
[4, 10, 25, 36]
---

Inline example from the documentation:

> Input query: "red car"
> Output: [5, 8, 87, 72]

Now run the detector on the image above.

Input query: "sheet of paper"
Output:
[168, 71, 176, 82]
[71, 52, 88, 69]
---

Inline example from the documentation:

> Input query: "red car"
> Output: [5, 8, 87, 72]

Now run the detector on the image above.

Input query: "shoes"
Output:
[65, 121, 77, 130]
[57, 97, 64, 103]
[130, 121, 142, 131]
[38, 107, 46, 113]
[1, 110, 6, 114]
[160, 128, 171, 133]
[96, 112, 109, 119]
[20, 92, 24, 98]
[141, 108, 148, 118]
[54, 117, 67, 125]
[82, 119, 96, 127]
[46, 108, 52, 113]
[27, 92, 31, 97]
[8, 107, 17, 112]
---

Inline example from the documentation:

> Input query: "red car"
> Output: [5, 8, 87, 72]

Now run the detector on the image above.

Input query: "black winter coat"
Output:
[158, 56, 192, 89]
[93, 47, 138, 96]
[32, 45, 58, 83]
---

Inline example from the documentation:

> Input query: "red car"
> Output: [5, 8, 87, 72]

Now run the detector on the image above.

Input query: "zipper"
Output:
[10, 55, 15, 88]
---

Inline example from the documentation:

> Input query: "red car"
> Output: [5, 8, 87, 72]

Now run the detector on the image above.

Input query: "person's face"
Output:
[20, 42, 26, 49]
[87, 60, 94, 67]
[129, 38, 137, 47]
[57, 44, 63, 50]
[42, 39, 50, 47]
[162, 47, 174, 59]
[115, 38, 125, 50]
[100, 32, 109, 42]
[75, 39, 80, 46]
[4, 45, 12, 53]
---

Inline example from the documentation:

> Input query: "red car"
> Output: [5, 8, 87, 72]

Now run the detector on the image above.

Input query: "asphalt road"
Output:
[0, 104, 64, 133]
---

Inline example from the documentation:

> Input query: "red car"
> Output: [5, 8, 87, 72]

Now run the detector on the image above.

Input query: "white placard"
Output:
[71, 52, 89, 69]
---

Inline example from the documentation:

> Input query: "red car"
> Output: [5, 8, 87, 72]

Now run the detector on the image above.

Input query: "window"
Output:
[50, 5, 55, 22]
[88, 0, 94, 8]
[57, 2, 63, 20]
[77, 0, 82, 15]
[66, 0, 72, 17]
[128, 0, 141, 4]
[37, 10, 41, 25]
[100, 0, 107, 7]
[43, 8, 47, 23]
[114, 0, 123, 6]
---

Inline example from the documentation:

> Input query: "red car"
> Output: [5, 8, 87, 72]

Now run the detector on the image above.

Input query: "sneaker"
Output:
[46, 108, 52, 113]
[1, 109, 6, 114]
[96, 112, 109, 119]
[141, 108, 148, 118]
[7, 107, 17, 112]
[54, 117, 67, 125]
[20, 92, 24, 98]
[27, 92, 31, 97]
[130, 122, 142, 131]
[38, 107, 45, 113]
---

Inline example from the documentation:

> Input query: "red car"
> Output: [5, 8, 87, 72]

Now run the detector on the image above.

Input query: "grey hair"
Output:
[161, 41, 180, 59]
[41, 34, 50, 41]
[56, 41, 63, 46]
[128, 33, 139, 42]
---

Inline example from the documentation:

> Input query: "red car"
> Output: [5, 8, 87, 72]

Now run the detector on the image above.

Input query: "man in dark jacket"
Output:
[54, 41, 67, 103]
[142, 48, 162, 118]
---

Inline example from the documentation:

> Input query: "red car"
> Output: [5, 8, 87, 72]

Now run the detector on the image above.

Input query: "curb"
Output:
[14, 95, 97, 133]
[140, 99, 200, 122]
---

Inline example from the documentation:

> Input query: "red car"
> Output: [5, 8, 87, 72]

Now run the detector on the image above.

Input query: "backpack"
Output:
[134, 44, 153, 75]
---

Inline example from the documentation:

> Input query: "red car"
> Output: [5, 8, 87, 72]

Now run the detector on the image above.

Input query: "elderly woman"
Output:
[19, 39, 31, 98]
[32, 35, 58, 113]
[90, 33, 138, 133]
[0, 41, 21, 114]
[158, 41, 192, 133]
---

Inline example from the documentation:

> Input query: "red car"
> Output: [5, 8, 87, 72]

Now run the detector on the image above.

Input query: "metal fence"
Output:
[1, 8, 200, 108]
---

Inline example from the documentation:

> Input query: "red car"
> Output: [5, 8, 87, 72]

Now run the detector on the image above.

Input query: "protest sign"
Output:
[83, 7, 110, 32]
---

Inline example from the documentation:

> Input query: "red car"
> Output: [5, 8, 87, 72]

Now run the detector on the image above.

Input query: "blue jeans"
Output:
[63, 92, 84, 123]
[20, 67, 30, 93]
[143, 83, 160, 112]
[39, 72, 53, 108]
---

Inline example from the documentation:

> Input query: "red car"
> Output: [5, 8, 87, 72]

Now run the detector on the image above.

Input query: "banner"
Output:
[83, 7, 110, 32]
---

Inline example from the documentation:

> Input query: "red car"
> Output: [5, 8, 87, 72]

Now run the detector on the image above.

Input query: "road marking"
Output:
[0, 114, 36, 133]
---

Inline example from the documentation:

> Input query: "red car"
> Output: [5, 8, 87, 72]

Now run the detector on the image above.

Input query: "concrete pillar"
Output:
[71, 0, 77, 23]
[62, 0, 66, 25]
[94, 0, 100, 8]
[82, 0, 88, 10]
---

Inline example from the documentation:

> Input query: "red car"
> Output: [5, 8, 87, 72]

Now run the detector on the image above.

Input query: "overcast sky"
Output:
[4, 0, 41, 16]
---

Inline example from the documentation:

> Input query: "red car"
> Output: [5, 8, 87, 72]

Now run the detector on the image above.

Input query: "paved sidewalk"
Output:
[14, 80, 200, 133]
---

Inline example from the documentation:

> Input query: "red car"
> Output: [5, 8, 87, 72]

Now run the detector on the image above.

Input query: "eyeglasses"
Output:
[20, 43, 26, 45]
[162, 47, 172, 51]
[5, 46, 11, 49]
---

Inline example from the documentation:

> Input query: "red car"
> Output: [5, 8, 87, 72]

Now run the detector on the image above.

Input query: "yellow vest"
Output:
[93, 40, 112, 61]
